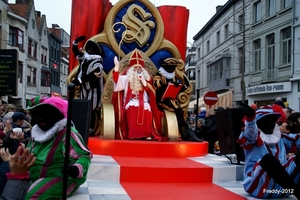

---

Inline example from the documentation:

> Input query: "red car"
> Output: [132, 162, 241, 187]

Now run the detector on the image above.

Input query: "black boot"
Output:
[260, 154, 300, 199]
[89, 128, 95, 137]
[179, 126, 202, 142]
[179, 126, 188, 141]
[186, 128, 203, 142]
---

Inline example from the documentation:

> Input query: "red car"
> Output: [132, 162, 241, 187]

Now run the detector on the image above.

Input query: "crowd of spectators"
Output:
[188, 96, 300, 157]
[0, 100, 32, 195]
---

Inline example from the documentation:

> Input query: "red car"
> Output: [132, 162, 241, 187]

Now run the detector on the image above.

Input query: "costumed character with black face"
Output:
[153, 58, 202, 142]
[72, 35, 104, 136]
[25, 96, 92, 199]
[238, 103, 300, 199]
[112, 49, 167, 141]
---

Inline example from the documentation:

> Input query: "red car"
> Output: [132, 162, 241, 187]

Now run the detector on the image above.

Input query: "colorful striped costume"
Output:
[25, 119, 92, 199]
[238, 119, 300, 198]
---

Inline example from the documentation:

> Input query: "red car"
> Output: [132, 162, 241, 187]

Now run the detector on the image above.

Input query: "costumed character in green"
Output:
[153, 58, 202, 142]
[25, 96, 92, 199]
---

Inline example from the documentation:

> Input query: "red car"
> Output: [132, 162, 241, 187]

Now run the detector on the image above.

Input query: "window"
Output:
[207, 40, 210, 53]
[41, 70, 50, 87]
[31, 19, 35, 29]
[33, 68, 36, 85]
[254, 39, 261, 71]
[27, 66, 37, 85]
[209, 60, 223, 82]
[238, 47, 244, 74]
[238, 14, 243, 32]
[268, 0, 276, 16]
[282, 27, 291, 64]
[267, 33, 275, 69]
[197, 69, 200, 89]
[254, 1, 262, 22]
[283, 0, 291, 9]
[224, 24, 229, 40]
[216, 31, 220, 45]
[28, 38, 37, 58]
[8, 26, 24, 50]
[41, 46, 47, 64]
[18, 61, 23, 83]
[197, 48, 200, 59]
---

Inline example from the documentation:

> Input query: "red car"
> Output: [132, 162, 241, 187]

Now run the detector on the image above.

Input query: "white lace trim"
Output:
[32, 118, 67, 143]
[259, 124, 281, 146]
[159, 67, 175, 80]
[83, 53, 102, 61]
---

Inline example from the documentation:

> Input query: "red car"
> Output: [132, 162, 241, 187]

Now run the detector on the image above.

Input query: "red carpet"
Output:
[88, 137, 245, 199]
[113, 156, 213, 183]
[121, 182, 246, 200]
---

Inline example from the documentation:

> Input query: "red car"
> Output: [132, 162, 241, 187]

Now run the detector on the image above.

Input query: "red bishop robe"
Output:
[112, 71, 165, 141]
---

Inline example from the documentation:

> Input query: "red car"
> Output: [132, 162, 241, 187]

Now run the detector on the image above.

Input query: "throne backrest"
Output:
[102, 50, 192, 120]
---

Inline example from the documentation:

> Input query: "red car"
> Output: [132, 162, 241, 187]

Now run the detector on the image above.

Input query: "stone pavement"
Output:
[67, 154, 297, 200]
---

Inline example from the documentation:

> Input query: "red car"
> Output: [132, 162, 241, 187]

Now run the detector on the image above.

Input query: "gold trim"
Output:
[163, 109, 179, 141]
[104, 0, 165, 58]
[101, 102, 115, 139]
[112, 22, 128, 61]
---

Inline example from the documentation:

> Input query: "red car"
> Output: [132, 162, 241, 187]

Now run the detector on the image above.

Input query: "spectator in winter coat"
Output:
[202, 109, 218, 153]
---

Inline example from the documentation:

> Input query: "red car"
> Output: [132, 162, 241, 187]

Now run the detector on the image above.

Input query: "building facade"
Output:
[0, 0, 69, 107]
[247, 0, 295, 108]
[48, 24, 70, 98]
[189, 0, 299, 111]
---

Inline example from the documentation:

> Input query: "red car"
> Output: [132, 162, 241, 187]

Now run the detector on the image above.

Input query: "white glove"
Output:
[138, 74, 147, 87]
[114, 56, 119, 72]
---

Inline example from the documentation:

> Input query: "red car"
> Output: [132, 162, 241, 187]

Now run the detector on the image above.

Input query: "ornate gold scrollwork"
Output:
[122, 4, 155, 47]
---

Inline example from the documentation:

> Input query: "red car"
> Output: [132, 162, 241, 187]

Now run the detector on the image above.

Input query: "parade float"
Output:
[67, 0, 196, 142]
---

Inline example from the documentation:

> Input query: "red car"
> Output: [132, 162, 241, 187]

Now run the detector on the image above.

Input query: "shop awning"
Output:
[188, 90, 233, 110]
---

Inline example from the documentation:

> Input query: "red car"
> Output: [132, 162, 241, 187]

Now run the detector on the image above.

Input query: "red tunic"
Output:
[112, 71, 165, 141]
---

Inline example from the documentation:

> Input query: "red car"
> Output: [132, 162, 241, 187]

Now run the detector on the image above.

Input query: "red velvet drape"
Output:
[69, 0, 112, 72]
[158, 6, 189, 62]
[69, 2, 190, 71]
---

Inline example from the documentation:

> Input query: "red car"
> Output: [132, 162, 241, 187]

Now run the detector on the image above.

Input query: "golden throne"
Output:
[67, 0, 192, 141]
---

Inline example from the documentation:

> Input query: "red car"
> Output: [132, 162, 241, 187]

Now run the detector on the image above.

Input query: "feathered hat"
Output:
[159, 57, 179, 72]
[255, 105, 282, 122]
[27, 96, 68, 118]
[26, 96, 48, 110]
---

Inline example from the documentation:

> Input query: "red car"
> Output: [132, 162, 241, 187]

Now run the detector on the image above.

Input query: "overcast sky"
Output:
[8, 0, 228, 43]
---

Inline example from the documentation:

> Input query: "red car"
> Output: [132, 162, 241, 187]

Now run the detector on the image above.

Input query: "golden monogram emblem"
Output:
[122, 4, 155, 47]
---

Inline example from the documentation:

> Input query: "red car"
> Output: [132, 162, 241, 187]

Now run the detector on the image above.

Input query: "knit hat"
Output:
[255, 105, 281, 122]
[27, 96, 48, 110]
[27, 97, 68, 118]
[12, 112, 25, 122]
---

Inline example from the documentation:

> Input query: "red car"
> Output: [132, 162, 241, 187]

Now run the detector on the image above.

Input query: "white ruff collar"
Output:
[159, 67, 175, 80]
[259, 124, 281, 146]
[83, 53, 102, 61]
[77, 52, 102, 61]
[32, 118, 67, 143]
